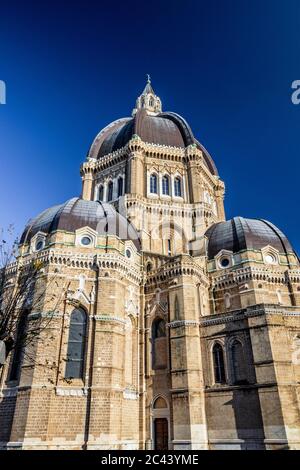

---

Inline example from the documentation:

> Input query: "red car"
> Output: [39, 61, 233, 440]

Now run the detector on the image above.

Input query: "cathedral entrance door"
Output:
[154, 418, 168, 450]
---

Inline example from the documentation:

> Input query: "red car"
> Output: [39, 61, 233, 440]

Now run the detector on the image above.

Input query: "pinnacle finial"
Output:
[132, 75, 162, 115]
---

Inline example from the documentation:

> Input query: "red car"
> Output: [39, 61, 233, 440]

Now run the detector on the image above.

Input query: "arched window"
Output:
[146, 262, 153, 273]
[174, 296, 180, 320]
[65, 308, 87, 379]
[117, 177, 123, 197]
[167, 239, 172, 256]
[174, 177, 182, 197]
[204, 191, 211, 205]
[162, 175, 170, 195]
[107, 181, 113, 201]
[150, 173, 158, 194]
[9, 311, 28, 382]
[154, 396, 168, 409]
[277, 289, 282, 305]
[98, 185, 104, 201]
[212, 343, 226, 384]
[152, 318, 167, 369]
[231, 339, 247, 384]
[224, 293, 231, 309]
[149, 96, 154, 107]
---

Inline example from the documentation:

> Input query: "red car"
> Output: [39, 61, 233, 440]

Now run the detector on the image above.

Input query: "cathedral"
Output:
[1, 79, 300, 450]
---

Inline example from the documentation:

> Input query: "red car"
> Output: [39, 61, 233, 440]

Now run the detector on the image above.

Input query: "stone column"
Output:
[81, 164, 95, 201]
[215, 181, 226, 221]
[128, 151, 144, 196]
[168, 272, 208, 450]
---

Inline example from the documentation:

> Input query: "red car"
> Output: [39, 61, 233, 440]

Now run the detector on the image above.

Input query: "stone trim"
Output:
[201, 306, 300, 326]
[123, 389, 139, 400]
[56, 387, 88, 397]
[28, 311, 63, 320]
[0, 387, 18, 398]
[200, 308, 264, 326]
[167, 320, 200, 328]
[93, 315, 127, 324]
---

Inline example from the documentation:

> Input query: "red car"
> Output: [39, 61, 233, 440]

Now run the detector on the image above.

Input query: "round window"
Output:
[265, 254, 276, 264]
[35, 240, 44, 251]
[220, 257, 230, 268]
[126, 249, 132, 258]
[81, 236, 92, 246]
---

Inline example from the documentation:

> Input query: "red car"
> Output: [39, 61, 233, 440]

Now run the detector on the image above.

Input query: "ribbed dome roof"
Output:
[87, 109, 218, 176]
[205, 217, 295, 259]
[20, 197, 141, 250]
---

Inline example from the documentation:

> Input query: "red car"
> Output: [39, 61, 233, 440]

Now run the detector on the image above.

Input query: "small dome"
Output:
[20, 197, 141, 250]
[88, 111, 218, 176]
[205, 217, 296, 259]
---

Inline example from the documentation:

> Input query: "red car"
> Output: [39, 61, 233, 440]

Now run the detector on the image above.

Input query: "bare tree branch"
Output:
[0, 226, 67, 369]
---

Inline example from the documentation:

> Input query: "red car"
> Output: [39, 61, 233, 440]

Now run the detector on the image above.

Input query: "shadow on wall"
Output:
[206, 316, 289, 450]
[0, 395, 17, 445]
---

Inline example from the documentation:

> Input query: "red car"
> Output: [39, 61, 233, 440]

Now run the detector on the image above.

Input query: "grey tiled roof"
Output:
[87, 109, 218, 176]
[205, 217, 295, 259]
[20, 198, 141, 250]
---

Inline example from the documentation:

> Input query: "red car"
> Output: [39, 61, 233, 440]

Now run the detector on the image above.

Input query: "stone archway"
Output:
[151, 396, 170, 450]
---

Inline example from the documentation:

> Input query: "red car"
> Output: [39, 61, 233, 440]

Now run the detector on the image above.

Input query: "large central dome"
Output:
[87, 79, 218, 176]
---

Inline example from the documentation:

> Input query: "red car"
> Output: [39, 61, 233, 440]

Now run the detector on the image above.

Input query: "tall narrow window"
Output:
[117, 177, 123, 197]
[98, 185, 104, 201]
[124, 318, 133, 386]
[224, 293, 231, 309]
[107, 181, 113, 201]
[277, 289, 282, 305]
[152, 318, 167, 370]
[150, 174, 158, 194]
[231, 340, 247, 384]
[162, 175, 169, 195]
[154, 319, 166, 338]
[213, 343, 226, 384]
[9, 311, 28, 382]
[167, 239, 172, 256]
[174, 177, 182, 197]
[146, 262, 153, 273]
[174, 296, 180, 320]
[65, 308, 87, 379]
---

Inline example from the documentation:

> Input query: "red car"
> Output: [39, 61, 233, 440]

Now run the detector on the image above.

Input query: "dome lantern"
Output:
[132, 75, 162, 116]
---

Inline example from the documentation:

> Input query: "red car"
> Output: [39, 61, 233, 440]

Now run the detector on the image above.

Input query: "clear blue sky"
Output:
[0, 0, 299, 252]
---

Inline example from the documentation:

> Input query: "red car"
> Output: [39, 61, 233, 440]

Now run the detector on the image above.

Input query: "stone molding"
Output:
[200, 305, 300, 326]
[56, 387, 88, 397]
[93, 315, 127, 324]
[0, 387, 18, 398]
[167, 320, 200, 328]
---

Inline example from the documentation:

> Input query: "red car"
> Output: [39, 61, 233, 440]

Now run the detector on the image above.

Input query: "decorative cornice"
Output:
[200, 305, 300, 327]
[211, 265, 300, 288]
[93, 315, 127, 325]
[28, 311, 63, 320]
[167, 320, 200, 328]
[145, 255, 208, 288]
